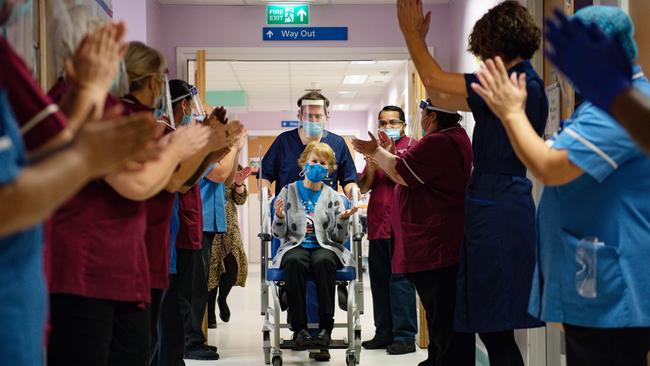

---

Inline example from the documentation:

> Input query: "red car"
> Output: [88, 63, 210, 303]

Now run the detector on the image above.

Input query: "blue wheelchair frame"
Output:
[259, 186, 364, 366]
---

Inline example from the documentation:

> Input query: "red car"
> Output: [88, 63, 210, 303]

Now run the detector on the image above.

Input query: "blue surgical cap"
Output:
[572, 6, 638, 63]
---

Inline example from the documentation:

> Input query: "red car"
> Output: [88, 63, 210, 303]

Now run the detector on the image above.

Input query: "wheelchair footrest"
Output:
[280, 339, 349, 350]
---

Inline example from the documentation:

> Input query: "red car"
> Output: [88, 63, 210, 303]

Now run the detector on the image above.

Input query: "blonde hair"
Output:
[124, 41, 167, 92]
[298, 142, 337, 174]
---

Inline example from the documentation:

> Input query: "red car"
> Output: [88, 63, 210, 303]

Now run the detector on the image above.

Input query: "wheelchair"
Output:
[259, 185, 365, 366]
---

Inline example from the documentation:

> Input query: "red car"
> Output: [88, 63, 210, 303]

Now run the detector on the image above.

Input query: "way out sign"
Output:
[267, 4, 309, 25]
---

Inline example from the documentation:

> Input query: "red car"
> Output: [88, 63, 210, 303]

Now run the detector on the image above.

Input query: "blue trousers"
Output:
[368, 238, 417, 342]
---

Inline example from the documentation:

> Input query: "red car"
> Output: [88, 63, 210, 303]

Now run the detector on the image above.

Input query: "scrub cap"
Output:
[572, 6, 638, 63]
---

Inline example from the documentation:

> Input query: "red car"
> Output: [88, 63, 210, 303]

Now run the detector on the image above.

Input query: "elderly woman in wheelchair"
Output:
[271, 141, 358, 351]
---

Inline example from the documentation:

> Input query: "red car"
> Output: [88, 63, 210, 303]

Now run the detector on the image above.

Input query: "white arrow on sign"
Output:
[297, 8, 307, 22]
[266, 30, 274, 38]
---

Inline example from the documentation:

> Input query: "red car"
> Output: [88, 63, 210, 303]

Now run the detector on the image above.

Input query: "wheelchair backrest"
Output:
[269, 190, 351, 258]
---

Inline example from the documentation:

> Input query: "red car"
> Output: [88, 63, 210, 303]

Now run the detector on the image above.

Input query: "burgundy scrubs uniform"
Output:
[392, 124, 475, 365]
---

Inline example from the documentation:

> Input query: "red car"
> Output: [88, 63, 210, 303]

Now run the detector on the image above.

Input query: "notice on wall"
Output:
[544, 82, 561, 140]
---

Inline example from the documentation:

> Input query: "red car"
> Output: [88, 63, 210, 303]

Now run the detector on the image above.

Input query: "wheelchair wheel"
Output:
[346, 355, 357, 366]
[272, 356, 283, 366]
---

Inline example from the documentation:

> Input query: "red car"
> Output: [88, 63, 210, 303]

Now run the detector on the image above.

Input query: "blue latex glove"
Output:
[544, 9, 633, 111]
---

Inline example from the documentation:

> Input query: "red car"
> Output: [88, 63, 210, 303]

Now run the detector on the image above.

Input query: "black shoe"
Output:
[309, 349, 331, 362]
[218, 298, 231, 323]
[312, 329, 331, 348]
[292, 329, 312, 351]
[387, 340, 416, 355]
[184, 346, 220, 360]
[208, 321, 217, 329]
[361, 337, 392, 349]
[204, 344, 218, 352]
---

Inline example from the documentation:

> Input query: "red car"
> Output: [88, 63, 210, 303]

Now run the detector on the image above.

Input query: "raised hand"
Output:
[351, 132, 380, 157]
[339, 206, 359, 220]
[378, 130, 396, 154]
[397, 0, 431, 40]
[470, 57, 528, 123]
[275, 198, 285, 219]
[234, 166, 252, 186]
[168, 123, 211, 161]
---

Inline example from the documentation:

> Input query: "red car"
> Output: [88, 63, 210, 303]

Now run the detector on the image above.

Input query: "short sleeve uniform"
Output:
[529, 68, 650, 328]
[391, 126, 472, 274]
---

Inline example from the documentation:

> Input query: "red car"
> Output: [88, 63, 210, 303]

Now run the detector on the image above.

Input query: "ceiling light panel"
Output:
[343, 75, 368, 84]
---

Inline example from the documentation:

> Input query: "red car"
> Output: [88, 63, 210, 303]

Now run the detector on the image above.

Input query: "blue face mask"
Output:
[422, 128, 428, 137]
[381, 128, 401, 141]
[304, 163, 328, 183]
[302, 121, 324, 138]
[180, 114, 193, 125]
[1, 0, 32, 29]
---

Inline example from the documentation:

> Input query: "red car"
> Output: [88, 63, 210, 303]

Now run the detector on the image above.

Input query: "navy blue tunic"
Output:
[454, 61, 547, 333]
[261, 129, 358, 195]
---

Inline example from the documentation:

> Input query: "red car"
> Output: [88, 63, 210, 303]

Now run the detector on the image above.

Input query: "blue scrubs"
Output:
[455, 61, 547, 333]
[169, 194, 180, 275]
[0, 89, 46, 366]
[262, 129, 357, 196]
[200, 172, 227, 233]
[529, 69, 650, 327]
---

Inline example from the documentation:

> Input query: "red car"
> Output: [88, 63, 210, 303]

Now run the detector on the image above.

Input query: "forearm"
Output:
[402, 33, 467, 97]
[57, 86, 103, 131]
[0, 148, 93, 235]
[207, 149, 238, 183]
[106, 147, 182, 200]
[165, 146, 211, 192]
[611, 88, 650, 155]
[224, 151, 241, 187]
[372, 148, 407, 186]
[501, 112, 578, 186]
[357, 170, 375, 194]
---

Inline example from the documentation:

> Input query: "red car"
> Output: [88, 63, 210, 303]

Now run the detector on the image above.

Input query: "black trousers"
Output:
[208, 253, 238, 323]
[405, 266, 475, 366]
[185, 232, 215, 349]
[153, 248, 195, 366]
[478, 330, 524, 366]
[281, 246, 341, 332]
[48, 294, 149, 366]
[148, 288, 164, 362]
[368, 238, 418, 343]
[564, 324, 650, 366]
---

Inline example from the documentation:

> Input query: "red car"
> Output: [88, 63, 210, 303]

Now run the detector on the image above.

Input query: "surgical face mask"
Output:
[302, 121, 324, 138]
[304, 163, 328, 183]
[381, 128, 401, 141]
[181, 114, 193, 126]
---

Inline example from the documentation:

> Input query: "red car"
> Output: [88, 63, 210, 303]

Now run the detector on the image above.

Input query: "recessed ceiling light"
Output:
[343, 75, 368, 85]
[337, 91, 358, 98]
[351, 61, 377, 65]
[332, 104, 351, 111]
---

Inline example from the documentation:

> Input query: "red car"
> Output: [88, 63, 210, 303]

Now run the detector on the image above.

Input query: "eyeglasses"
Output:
[378, 119, 404, 128]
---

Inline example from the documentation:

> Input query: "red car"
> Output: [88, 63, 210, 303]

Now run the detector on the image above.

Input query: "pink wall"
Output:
[150, 4, 452, 77]
[113, 0, 147, 43]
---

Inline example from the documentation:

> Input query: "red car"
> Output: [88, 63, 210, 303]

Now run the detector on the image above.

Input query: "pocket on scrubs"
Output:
[559, 229, 628, 322]
[400, 220, 444, 264]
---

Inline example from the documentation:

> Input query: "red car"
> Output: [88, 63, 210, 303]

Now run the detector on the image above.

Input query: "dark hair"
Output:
[378, 105, 405, 123]
[429, 110, 462, 130]
[169, 79, 193, 107]
[297, 91, 330, 110]
[468, 1, 541, 62]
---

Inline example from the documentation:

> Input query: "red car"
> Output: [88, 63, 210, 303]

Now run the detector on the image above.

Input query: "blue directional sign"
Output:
[263, 27, 348, 41]
[282, 120, 300, 128]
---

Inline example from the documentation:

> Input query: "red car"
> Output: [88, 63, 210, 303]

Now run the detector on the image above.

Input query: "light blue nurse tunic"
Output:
[530, 67, 650, 328]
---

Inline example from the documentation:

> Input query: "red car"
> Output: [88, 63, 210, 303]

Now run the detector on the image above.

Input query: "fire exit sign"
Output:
[267, 4, 309, 25]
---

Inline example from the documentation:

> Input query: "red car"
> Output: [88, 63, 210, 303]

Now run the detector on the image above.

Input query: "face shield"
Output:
[154, 74, 175, 129]
[2, 0, 35, 67]
[299, 99, 328, 138]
